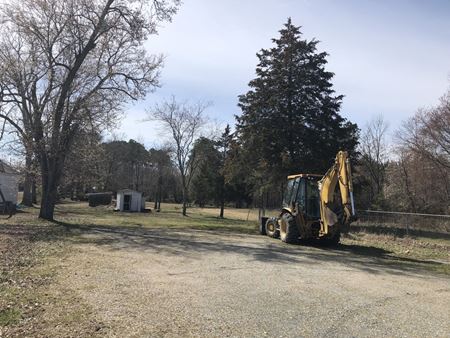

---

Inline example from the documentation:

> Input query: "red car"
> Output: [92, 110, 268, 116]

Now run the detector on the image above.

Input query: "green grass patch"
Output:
[0, 308, 21, 326]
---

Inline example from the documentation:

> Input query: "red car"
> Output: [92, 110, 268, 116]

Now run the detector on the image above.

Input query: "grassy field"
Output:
[53, 201, 263, 232]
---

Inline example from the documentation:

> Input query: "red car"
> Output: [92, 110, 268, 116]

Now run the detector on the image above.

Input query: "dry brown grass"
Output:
[194, 205, 278, 221]
[0, 221, 103, 337]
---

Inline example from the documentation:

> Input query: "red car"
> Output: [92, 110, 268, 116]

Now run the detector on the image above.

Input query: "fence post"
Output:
[406, 214, 410, 236]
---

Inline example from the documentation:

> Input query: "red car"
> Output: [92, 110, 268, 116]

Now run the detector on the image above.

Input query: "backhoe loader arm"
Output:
[318, 151, 356, 235]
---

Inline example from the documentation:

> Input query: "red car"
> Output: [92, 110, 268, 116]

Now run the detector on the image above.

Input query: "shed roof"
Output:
[117, 189, 142, 194]
[0, 159, 18, 175]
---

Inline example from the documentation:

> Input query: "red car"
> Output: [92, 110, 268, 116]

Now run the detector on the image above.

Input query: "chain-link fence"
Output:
[355, 210, 450, 236]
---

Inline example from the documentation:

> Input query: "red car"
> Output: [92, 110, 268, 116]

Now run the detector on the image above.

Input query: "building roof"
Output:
[117, 189, 142, 194]
[86, 192, 113, 196]
[0, 159, 18, 175]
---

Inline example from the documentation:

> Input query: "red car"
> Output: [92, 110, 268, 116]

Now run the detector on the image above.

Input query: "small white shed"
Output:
[0, 160, 18, 204]
[116, 189, 145, 212]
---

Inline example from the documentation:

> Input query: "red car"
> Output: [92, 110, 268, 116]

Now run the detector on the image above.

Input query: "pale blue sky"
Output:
[119, 0, 450, 147]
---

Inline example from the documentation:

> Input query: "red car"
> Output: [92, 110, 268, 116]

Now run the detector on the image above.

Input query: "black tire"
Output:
[265, 217, 279, 238]
[280, 213, 299, 244]
[322, 231, 341, 246]
[259, 216, 268, 235]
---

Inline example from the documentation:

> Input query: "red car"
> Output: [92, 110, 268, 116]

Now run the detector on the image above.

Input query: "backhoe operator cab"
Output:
[262, 151, 356, 245]
[283, 174, 321, 219]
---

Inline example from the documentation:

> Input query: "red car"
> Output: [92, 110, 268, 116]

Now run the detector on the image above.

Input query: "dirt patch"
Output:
[55, 226, 450, 337]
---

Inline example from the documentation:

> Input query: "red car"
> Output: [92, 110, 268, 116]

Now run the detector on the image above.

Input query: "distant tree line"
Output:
[58, 139, 180, 205]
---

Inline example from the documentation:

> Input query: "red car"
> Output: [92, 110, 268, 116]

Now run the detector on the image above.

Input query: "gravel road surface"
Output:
[58, 227, 450, 337]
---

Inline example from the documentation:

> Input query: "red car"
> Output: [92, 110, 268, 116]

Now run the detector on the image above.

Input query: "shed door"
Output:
[124, 194, 131, 211]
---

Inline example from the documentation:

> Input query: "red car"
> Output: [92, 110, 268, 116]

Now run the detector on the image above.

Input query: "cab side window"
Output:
[306, 180, 320, 218]
[295, 178, 306, 211]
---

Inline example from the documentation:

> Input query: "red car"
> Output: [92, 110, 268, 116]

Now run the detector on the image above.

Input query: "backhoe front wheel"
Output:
[280, 213, 299, 244]
[265, 217, 279, 238]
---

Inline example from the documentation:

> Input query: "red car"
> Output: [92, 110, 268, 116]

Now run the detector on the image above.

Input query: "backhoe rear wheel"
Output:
[265, 217, 279, 238]
[280, 213, 299, 244]
[322, 231, 341, 246]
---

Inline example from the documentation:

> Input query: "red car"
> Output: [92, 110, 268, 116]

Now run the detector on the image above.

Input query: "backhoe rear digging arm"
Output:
[319, 151, 356, 235]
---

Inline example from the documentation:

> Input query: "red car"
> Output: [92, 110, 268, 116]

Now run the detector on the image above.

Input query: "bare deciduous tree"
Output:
[148, 146, 173, 211]
[399, 91, 450, 170]
[359, 114, 390, 207]
[0, 0, 180, 220]
[391, 89, 450, 213]
[149, 96, 208, 216]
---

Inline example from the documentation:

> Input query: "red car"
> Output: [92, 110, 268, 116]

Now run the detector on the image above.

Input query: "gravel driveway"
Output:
[57, 226, 450, 337]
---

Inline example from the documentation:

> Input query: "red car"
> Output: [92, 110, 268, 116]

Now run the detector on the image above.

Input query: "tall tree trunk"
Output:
[39, 185, 56, 220]
[39, 170, 56, 220]
[31, 179, 37, 204]
[21, 153, 33, 206]
[155, 176, 162, 210]
[39, 155, 63, 221]
[182, 199, 187, 216]
[22, 174, 33, 206]
[220, 200, 224, 218]
[157, 179, 162, 211]
[182, 187, 187, 216]
[182, 189, 187, 215]
[181, 175, 187, 216]
[219, 179, 225, 218]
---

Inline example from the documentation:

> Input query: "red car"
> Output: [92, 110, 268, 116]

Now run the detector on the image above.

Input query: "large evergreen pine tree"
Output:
[236, 18, 358, 178]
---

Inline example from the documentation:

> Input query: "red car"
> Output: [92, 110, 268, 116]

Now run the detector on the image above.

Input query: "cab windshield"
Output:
[283, 177, 320, 219]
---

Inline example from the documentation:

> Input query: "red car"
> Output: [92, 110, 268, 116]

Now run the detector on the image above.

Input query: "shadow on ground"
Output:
[19, 220, 442, 278]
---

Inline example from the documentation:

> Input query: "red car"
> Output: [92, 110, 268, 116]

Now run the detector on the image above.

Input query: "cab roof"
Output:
[287, 173, 322, 180]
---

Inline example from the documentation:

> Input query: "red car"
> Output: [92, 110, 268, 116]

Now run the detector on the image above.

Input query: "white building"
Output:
[116, 189, 145, 212]
[0, 160, 18, 205]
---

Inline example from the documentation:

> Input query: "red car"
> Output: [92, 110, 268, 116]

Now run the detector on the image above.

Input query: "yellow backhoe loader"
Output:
[260, 151, 356, 245]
